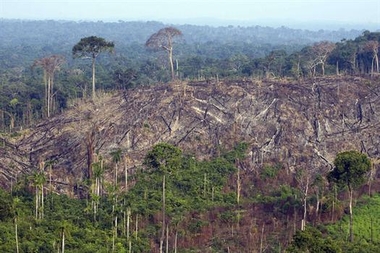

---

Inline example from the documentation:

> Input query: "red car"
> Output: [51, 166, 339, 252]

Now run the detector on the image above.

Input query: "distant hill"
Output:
[0, 18, 366, 47]
[161, 17, 380, 31]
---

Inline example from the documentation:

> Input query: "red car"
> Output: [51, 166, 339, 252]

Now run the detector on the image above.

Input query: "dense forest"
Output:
[0, 19, 378, 130]
[1, 19, 380, 252]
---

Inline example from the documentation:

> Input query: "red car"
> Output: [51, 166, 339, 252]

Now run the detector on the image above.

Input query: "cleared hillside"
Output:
[1, 75, 379, 191]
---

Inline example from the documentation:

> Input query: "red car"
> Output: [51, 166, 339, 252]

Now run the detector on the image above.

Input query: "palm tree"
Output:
[72, 36, 114, 99]
[30, 171, 46, 219]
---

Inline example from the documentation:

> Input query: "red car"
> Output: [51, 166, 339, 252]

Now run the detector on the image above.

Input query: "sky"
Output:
[1, 0, 379, 29]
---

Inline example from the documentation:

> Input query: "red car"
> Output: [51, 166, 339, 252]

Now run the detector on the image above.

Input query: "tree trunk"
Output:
[135, 214, 138, 240]
[166, 224, 169, 253]
[124, 159, 128, 192]
[41, 184, 44, 219]
[160, 174, 166, 253]
[168, 48, 175, 80]
[237, 164, 241, 205]
[260, 223, 265, 253]
[331, 185, 336, 222]
[336, 61, 339, 75]
[301, 175, 309, 231]
[315, 191, 320, 222]
[61, 227, 65, 253]
[301, 195, 307, 231]
[47, 76, 51, 117]
[349, 186, 354, 242]
[127, 208, 131, 240]
[35, 187, 39, 219]
[321, 63, 325, 76]
[92, 56, 96, 100]
[174, 230, 178, 253]
[15, 217, 19, 253]
[112, 219, 115, 252]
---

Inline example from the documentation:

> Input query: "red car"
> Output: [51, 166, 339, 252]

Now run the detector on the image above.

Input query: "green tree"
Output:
[144, 143, 182, 253]
[145, 27, 183, 81]
[328, 150, 371, 242]
[72, 36, 114, 99]
[144, 143, 182, 175]
[328, 39, 358, 75]
[287, 227, 341, 253]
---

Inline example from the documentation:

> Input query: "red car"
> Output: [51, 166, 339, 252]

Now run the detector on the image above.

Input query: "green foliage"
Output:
[261, 163, 282, 179]
[327, 194, 380, 245]
[219, 210, 239, 224]
[286, 194, 380, 252]
[0, 21, 378, 129]
[72, 36, 114, 59]
[287, 227, 341, 253]
[187, 218, 208, 234]
[222, 142, 248, 163]
[143, 142, 182, 174]
[328, 150, 371, 190]
[128, 143, 238, 216]
[0, 190, 12, 221]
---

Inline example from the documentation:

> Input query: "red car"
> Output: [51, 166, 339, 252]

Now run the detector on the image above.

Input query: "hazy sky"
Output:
[1, 0, 379, 27]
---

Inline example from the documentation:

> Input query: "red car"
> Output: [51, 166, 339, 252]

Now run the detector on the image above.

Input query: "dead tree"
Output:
[145, 27, 183, 81]
[364, 40, 379, 76]
[33, 55, 65, 118]
[306, 41, 336, 76]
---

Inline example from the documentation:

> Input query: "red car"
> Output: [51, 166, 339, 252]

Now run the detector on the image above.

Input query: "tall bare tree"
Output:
[145, 27, 183, 81]
[364, 40, 379, 76]
[310, 41, 336, 76]
[33, 55, 65, 117]
[72, 36, 114, 99]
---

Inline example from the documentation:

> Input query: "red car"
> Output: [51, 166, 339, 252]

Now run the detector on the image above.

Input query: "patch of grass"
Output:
[327, 194, 380, 244]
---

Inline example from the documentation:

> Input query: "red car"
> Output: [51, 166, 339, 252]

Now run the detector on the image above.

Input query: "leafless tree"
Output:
[146, 27, 183, 81]
[295, 163, 321, 231]
[33, 55, 65, 117]
[364, 40, 379, 76]
[308, 41, 336, 76]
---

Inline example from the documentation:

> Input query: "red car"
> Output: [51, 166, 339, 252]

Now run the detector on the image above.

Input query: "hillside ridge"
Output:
[1, 76, 380, 193]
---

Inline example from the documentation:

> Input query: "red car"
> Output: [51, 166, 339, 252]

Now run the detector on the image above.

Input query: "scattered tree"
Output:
[33, 55, 65, 117]
[144, 143, 182, 253]
[328, 150, 371, 242]
[287, 227, 341, 253]
[30, 171, 46, 219]
[145, 27, 183, 81]
[307, 41, 336, 76]
[364, 40, 379, 76]
[72, 36, 114, 99]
